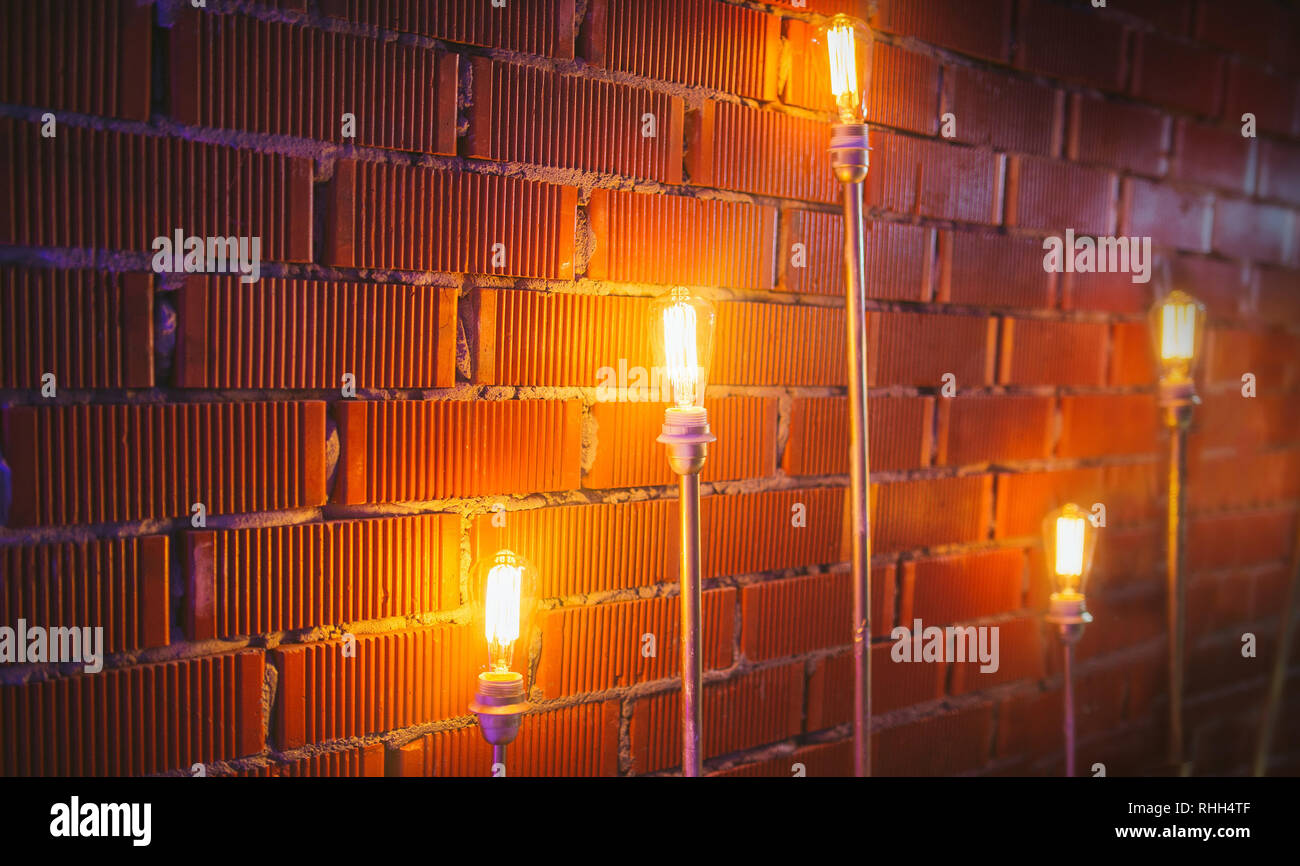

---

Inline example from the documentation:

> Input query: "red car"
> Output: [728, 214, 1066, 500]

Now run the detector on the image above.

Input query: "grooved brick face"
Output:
[1172, 120, 1254, 194]
[1006, 156, 1115, 236]
[1068, 94, 1170, 176]
[901, 547, 1025, 626]
[873, 703, 994, 776]
[940, 65, 1063, 157]
[687, 101, 836, 203]
[1224, 59, 1299, 138]
[1120, 177, 1212, 253]
[995, 465, 1161, 539]
[742, 566, 897, 659]
[1131, 32, 1225, 117]
[938, 231, 1054, 309]
[1212, 197, 1295, 265]
[0, 119, 313, 260]
[321, 0, 576, 59]
[871, 131, 1006, 224]
[1015, 0, 1126, 91]
[937, 395, 1054, 466]
[1058, 394, 1160, 458]
[0, 0, 151, 120]
[468, 58, 684, 183]
[999, 319, 1109, 387]
[1260, 140, 1300, 207]
[177, 277, 458, 389]
[586, 0, 778, 99]
[172, 8, 458, 154]
[784, 396, 933, 475]
[871, 311, 997, 388]
[780, 214, 934, 301]
[0, 268, 153, 389]
[2, 402, 328, 527]
[873, 0, 1012, 62]
[873, 475, 993, 553]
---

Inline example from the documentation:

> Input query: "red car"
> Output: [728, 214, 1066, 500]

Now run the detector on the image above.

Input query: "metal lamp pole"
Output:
[830, 121, 872, 778]
[1159, 376, 1195, 776]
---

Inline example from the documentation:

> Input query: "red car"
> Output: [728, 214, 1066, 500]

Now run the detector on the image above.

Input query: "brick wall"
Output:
[1, 0, 1299, 777]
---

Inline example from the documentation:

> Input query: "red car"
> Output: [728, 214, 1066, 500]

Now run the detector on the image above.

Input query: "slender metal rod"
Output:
[1063, 642, 1076, 777]
[1166, 425, 1188, 774]
[840, 161, 872, 778]
[492, 744, 505, 775]
[680, 472, 703, 777]
[1253, 514, 1300, 776]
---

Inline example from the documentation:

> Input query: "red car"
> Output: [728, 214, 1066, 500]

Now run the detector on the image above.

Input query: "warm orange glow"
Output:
[1160, 300, 1197, 362]
[661, 289, 701, 410]
[827, 18, 860, 122]
[484, 551, 523, 673]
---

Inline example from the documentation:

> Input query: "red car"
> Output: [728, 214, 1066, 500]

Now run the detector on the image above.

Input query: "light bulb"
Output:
[1149, 289, 1206, 384]
[1043, 503, 1095, 598]
[471, 549, 538, 678]
[651, 287, 715, 411]
[819, 15, 871, 124]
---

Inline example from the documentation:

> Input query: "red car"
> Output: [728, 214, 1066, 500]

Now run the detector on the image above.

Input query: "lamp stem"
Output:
[1166, 422, 1189, 776]
[1063, 641, 1076, 777]
[1253, 511, 1300, 775]
[831, 122, 872, 778]
[680, 471, 703, 777]
[493, 744, 505, 774]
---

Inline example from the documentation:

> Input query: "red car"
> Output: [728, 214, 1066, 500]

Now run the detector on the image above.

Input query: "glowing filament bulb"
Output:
[484, 556, 522, 672]
[1055, 512, 1086, 592]
[826, 21, 860, 122]
[662, 295, 700, 410]
[1161, 301, 1196, 362]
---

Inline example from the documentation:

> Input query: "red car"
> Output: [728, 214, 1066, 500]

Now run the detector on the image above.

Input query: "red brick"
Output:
[468, 58, 683, 183]
[808, 645, 945, 728]
[712, 740, 851, 777]
[536, 589, 735, 698]
[325, 160, 578, 278]
[1259, 139, 1300, 207]
[1194, 0, 1294, 68]
[940, 65, 1062, 157]
[950, 614, 1045, 694]
[686, 101, 835, 203]
[1223, 58, 1299, 138]
[901, 547, 1025, 625]
[237, 743, 386, 778]
[272, 625, 474, 749]
[1062, 268, 1153, 315]
[1189, 450, 1300, 514]
[333, 399, 581, 503]
[1188, 509, 1296, 572]
[1, 650, 263, 776]
[1131, 32, 1225, 116]
[996, 667, 1125, 759]
[185, 514, 460, 641]
[1015, 0, 1127, 92]
[1068, 94, 1170, 176]
[742, 567, 897, 660]
[701, 488, 847, 580]
[938, 230, 1054, 309]
[873, 0, 1012, 63]
[321, 0, 575, 58]
[0, 268, 153, 389]
[1170, 119, 1254, 194]
[870, 131, 1005, 224]
[783, 396, 933, 475]
[780, 213, 934, 300]
[936, 395, 1054, 466]
[629, 662, 804, 774]
[1118, 177, 1212, 253]
[1, 402, 327, 527]
[1174, 253, 1255, 320]
[1109, 320, 1157, 386]
[584, 0, 778, 99]
[995, 464, 1160, 538]
[1058, 393, 1160, 458]
[1193, 393, 1300, 453]
[585, 397, 777, 488]
[998, 318, 1109, 386]
[1005, 156, 1115, 236]
[173, 9, 457, 154]
[0, 536, 170, 654]
[714, 302, 846, 386]
[874, 475, 993, 553]
[871, 311, 997, 387]
[587, 189, 777, 290]
[873, 704, 994, 775]
[0, 0, 151, 121]
[0, 119, 312, 261]
[1205, 327, 1300, 390]
[1111, 0, 1191, 34]
[1212, 197, 1294, 265]
[1257, 264, 1300, 326]
[393, 700, 621, 777]
[177, 277, 457, 389]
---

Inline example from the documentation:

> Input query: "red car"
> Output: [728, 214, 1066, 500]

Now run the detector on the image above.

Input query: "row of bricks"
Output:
[8, 0, 1300, 150]
[6, 268, 1300, 391]
[10, 610, 1244, 777]
[3, 473, 1295, 655]
[3, 391, 1298, 524]
[7, 112, 1300, 274]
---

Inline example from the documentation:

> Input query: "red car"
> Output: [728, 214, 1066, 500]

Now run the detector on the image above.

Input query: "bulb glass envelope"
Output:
[469, 549, 539, 680]
[652, 287, 716, 411]
[1148, 289, 1206, 384]
[812, 14, 872, 123]
[1042, 502, 1097, 598]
